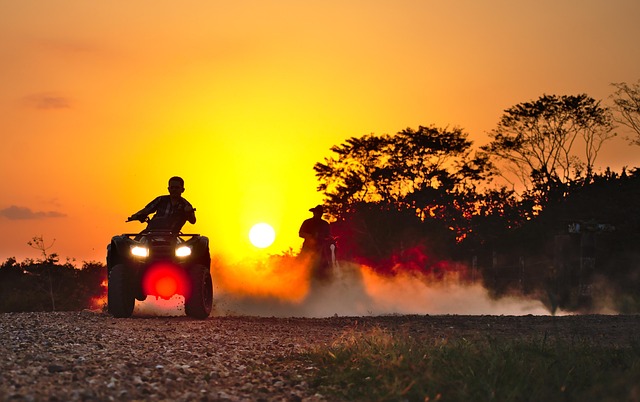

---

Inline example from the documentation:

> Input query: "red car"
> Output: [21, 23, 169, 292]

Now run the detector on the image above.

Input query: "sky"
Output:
[1, 0, 639, 264]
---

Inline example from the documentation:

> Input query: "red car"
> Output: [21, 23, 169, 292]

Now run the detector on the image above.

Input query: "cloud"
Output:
[23, 93, 72, 110]
[0, 205, 66, 220]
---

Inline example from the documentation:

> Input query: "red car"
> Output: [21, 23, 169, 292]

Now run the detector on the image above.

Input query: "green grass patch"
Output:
[303, 328, 640, 401]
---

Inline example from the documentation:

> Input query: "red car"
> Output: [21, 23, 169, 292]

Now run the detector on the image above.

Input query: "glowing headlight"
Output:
[131, 245, 149, 258]
[175, 245, 192, 257]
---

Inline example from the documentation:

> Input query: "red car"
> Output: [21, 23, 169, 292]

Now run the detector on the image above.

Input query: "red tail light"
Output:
[142, 262, 190, 299]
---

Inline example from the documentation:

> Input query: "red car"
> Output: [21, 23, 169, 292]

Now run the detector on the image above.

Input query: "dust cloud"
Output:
[131, 254, 568, 318]
[126, 256, 621, 318]
[207, 257, 558, 318]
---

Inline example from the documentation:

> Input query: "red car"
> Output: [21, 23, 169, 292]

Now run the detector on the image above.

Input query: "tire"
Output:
[108, 264, 135, 318]
[185, 264, 213, 319]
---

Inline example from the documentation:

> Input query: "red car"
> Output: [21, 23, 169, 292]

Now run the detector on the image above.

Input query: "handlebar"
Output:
[126, 207, 196, 223]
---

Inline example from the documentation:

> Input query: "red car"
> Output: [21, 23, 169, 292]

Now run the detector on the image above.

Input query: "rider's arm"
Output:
[129, 196, 161, 221]
[185, 203, 196, 224]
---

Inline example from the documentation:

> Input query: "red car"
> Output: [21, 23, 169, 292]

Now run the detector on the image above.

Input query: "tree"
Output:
[314, 125, 492, 218]
[313, 126, 494, 270]
[481, 94, 616, 194]
[27, 235, 58, 311]
[314, 134, 389, 214]
[27, 235, 58, 264]
[611, 80, 640, 144]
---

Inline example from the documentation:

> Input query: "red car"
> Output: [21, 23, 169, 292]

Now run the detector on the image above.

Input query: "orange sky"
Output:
[1, 1, 639, 264]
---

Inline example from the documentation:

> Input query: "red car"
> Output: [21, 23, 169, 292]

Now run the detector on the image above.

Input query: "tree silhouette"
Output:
[0, 258, 107, 313]
[314, 125, 494, 272]
[481, 94, 615, 196]
[27, 235, 58, 264]
[611, 80, 640, 144]
[27, 235, 59, 310]
[315, 126, 492, 218]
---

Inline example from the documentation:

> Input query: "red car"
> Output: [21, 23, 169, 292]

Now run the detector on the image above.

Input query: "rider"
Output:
[128, 176, 196, 233]
[299, 205, 331, 257]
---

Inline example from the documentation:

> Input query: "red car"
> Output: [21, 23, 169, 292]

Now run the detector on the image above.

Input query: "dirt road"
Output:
[1, 312, 639, 401]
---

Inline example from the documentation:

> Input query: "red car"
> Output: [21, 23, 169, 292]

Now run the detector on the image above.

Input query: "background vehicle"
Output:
[106, 217, 213, 319]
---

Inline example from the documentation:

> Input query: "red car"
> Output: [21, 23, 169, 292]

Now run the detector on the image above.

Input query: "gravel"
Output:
[0, 311, 343, 401]
[2, 311, 639, 401]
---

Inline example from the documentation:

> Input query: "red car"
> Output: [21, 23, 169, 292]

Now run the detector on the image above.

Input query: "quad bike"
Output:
[106, 216, 213, 319]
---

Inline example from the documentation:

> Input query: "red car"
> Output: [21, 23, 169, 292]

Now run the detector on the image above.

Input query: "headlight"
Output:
[175, 245, 192, 257]
[131, 245, 149, 258]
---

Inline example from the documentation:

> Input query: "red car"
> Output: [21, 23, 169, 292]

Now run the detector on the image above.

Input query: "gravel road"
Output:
[2, 312, 639, 401]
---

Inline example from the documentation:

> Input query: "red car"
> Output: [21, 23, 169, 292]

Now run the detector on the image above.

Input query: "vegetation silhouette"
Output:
[316, 89, 640, 314]
[611, 79, 640, 143]
[482, 94, 615, 190]
[0, 256, 106, 313]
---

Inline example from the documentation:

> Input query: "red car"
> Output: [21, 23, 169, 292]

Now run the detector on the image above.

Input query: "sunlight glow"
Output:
[249, 223, 276, 248]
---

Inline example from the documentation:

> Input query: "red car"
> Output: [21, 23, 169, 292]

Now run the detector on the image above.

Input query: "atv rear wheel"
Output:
[108, 264, 135, 318]
[185, 264, 213, 319]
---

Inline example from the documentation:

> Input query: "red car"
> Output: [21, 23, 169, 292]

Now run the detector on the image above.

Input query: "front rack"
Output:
[121, 232, 200, 239]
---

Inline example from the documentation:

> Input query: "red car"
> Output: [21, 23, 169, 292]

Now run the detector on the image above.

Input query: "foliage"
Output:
[0, 258, 107, 313]
[481, 94, 615, 193]
[314, 125, 492, 218]
[315, 125, 495, 275]
[304, 327, 640, 402]
[329, 203, 457, 275]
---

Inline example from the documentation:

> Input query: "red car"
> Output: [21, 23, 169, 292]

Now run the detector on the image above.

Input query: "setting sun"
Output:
[249, 223, 276, 249]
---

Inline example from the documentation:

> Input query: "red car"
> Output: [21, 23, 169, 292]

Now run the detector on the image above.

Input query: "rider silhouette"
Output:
[299, 205, 331, 256]
[129, 176, 196, 233]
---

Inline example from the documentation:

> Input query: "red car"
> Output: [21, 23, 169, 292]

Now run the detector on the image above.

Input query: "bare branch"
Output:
[611, 80, 640, 144]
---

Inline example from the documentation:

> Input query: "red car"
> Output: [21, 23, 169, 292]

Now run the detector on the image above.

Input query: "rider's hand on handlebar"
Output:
[127, 214, 146, 223]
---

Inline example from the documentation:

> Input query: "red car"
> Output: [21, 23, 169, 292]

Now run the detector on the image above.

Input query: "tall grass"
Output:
[303, 327, 640, 401]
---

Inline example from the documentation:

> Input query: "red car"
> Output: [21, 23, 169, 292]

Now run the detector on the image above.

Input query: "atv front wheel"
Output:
[185, 264, 213, 319]
[108, 264, 135, 318]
